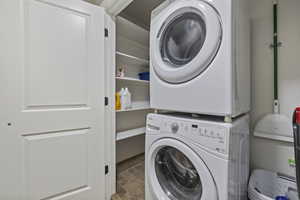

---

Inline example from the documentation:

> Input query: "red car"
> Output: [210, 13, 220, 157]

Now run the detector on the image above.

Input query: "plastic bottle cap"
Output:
[275, 196, 289, 200]
[296, 107, 300, 124]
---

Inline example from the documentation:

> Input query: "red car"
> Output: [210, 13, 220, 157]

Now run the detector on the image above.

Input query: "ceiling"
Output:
[83, 0, 103, 5]
[120, 0, 165, 30]
[83, 0, 165, 30]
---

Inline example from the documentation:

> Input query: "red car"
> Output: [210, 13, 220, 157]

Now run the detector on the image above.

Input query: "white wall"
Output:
[250, 0, 300, 176]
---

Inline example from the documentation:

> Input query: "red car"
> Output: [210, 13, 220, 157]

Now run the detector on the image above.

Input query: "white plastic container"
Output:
[248, 169, 298, 200]
[123, 88, 132, 109]
[119, 88, 126, 110]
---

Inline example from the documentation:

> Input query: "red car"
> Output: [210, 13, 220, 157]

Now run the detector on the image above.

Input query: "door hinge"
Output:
[105, 165, 109, 175]
[104, 28, 108, 37]
[105, 97, 109, 106]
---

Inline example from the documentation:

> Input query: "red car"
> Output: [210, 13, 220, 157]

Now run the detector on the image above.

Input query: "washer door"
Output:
[151, 0, 222, 83]
[147, 138, 218, 200]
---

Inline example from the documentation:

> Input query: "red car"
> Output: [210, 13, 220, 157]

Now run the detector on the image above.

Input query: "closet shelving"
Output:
[116, 101, 150, 112]
[116, 76, 149, 84]
[116, 127, 146, 141]
[115, 16, 151, 162]
[116, 51, 149, 67]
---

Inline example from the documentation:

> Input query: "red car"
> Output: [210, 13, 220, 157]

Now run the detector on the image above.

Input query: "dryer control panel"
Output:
[161, 119, 229, 155]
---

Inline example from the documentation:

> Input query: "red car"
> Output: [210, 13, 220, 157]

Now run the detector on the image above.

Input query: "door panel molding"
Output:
[0, 0, 106, 199]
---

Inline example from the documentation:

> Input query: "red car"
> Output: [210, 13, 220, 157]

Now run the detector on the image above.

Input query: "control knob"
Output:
[171, 122, 179, 133]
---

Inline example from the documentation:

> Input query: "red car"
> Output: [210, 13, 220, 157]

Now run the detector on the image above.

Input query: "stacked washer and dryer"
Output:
[146, 0, 251, 200]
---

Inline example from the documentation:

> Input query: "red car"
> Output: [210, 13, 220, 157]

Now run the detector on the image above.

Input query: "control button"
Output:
[163, 121, 168, 127]
[204, 129, 208, 136]
[184, 125, 189, 132]
[217, 133, 223, 140]
[191, 125, 197, 134]
[171, 122, 179, 133]
[218, 140, 225, 144]
[199, 128, 203, 136]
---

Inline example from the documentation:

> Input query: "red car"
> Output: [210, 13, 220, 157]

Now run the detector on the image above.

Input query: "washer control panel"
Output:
[161, 119, 228, 154]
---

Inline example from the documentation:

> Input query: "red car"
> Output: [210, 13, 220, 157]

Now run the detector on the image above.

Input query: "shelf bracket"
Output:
[105, 165, 109, 175]
[105, 97, 109, 106]
[104, 28, 108, 37]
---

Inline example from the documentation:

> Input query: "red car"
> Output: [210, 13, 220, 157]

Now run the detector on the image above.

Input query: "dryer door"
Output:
[147, 138, 218, 200]
[151, 0, 222, 83]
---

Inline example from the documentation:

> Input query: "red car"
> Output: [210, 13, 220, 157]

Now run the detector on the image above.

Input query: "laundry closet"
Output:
[105, 0, 251, 199]
[1, 0, 300, 200]
[104, 0, 164, 199]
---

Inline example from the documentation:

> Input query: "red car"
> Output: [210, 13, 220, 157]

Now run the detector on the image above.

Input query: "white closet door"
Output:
[0, 0, 105, 199]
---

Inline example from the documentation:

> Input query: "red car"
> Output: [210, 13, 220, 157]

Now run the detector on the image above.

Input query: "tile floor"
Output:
[111, 154, 145, 200]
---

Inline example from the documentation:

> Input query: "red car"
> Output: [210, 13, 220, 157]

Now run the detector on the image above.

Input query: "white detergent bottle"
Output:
[124, 88, 132, 109]
[119, 88, 126, 110]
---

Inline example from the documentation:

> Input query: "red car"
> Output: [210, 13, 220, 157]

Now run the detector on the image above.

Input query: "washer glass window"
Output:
[155, 146, 202, 200]
[160, 11, 206, 67]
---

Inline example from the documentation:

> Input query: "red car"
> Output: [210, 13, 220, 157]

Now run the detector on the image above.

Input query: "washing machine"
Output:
[150, 0, 250, 117]
[145, 113, 250, 200]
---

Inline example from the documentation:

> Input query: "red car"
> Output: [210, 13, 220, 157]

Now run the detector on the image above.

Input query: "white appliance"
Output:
[145, 113, 250, 200]
[150, 0, 250, 117]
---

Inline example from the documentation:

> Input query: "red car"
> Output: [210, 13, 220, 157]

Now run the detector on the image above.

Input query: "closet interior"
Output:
[114, 0, 161, 163]
[108, 1, 165, 198]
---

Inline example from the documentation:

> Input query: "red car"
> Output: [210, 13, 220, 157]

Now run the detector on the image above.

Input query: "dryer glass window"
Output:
[160, 12, 206, 67]
[155, 146, 202, 200]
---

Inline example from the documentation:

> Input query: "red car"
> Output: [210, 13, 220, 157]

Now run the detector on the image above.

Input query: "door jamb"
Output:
[104, 13, 116, 200]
